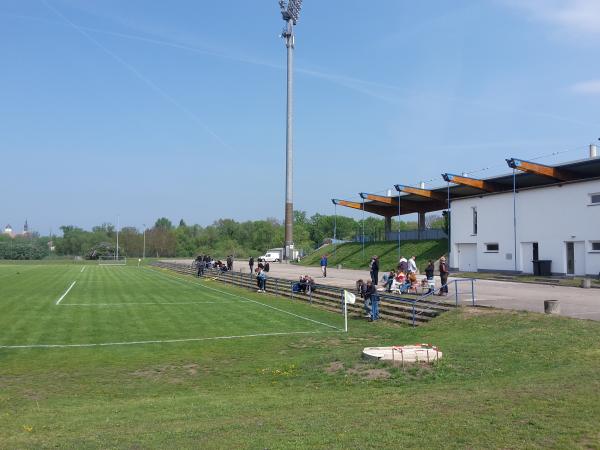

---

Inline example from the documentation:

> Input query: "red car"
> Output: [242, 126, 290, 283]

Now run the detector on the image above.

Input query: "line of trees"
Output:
[0, 234, 50, 260]
[1, 212, 445, 260]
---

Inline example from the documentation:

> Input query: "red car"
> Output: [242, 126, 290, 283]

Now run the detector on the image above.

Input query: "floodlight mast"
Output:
[279, 0, 302, 260]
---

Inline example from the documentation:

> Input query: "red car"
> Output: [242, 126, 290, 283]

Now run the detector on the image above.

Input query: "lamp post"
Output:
[142, 224, 146, 260]
[279, 0, 303, 260]
[116, 215, 120, 261]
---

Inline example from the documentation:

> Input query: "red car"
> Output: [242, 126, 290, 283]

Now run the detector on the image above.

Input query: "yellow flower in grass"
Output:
[22, 425, 33, 432]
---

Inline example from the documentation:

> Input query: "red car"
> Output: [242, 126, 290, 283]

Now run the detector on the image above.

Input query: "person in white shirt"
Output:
[408, 255, 417, 274]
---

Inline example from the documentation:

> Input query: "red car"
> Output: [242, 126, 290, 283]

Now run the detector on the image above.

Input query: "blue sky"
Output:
[2, 0, 600, 234]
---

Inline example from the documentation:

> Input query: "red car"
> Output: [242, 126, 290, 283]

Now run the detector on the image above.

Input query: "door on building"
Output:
[520, 242, 538, 274]
[566, 242, 575, 275]
[574, 242, 586, 276]
[457, 243, 477, 272]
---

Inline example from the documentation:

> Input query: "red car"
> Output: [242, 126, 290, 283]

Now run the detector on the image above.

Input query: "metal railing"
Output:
[385, 229, 448, 241]
[413, 278, 476, 317]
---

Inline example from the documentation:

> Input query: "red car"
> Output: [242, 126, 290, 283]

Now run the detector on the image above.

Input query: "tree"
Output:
[147, 227, 177, 257]
[92, 223, 115, 237]
[154, 217, 173, 230]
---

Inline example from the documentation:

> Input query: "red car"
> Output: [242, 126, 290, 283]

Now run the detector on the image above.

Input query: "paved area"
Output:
[169, 259, 600, 321]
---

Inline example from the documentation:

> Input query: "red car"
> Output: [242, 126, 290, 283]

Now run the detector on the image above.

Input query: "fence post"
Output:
[412, 302, 416, 327]
[471, 279, 475, 306]
[275, 278, 279, 296]
[309, 288, 313, 304]
[340, 289, 344, 312]
[454, 280, 459, 307]
[291, 282, 294, 301]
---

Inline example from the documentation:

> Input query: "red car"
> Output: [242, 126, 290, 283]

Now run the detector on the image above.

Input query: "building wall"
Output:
[450, 179, 600, 276]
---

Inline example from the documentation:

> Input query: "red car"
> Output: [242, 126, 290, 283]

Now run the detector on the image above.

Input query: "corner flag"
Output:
[343, 290, 356, 304]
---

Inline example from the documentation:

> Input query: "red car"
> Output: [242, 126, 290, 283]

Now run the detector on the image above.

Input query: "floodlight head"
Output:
[442, 173, 453, 182]
[280, 0, 302, 24]
[332, 199, 340, 205]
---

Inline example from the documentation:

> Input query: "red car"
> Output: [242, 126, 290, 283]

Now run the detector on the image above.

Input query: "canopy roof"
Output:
[333, 156, 600, 217]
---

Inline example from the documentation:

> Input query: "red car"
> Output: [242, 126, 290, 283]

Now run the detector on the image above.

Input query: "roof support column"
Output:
[418, 212, 426, 240]
[384, 216, 392, 240]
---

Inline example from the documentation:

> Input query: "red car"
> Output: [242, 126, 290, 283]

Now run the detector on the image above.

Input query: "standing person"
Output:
[320, 254, 328, 278]
[370, 290, 380, 321]
[363, 280, 375, 317]
[369, 256, 379, 285]
[256, 267, 267, 292]
[408, 255, 417, 275]
[438, 256, 449, 296]
[425, 259, 435, 293]
[248, 256, 254, 274]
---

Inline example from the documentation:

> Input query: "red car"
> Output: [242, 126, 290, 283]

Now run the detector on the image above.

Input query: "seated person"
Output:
[382, 270, 396, 292]
[356, 279, 365, 295]
[298, 276, 307, 293]
[427, 277, 435, 293]
[407, 272, 418, 292]
[391, 271, 405, 291]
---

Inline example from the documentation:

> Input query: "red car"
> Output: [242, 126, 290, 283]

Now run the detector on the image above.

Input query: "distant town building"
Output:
[3, 224, 14, 238]
[3, 220, 32, 239]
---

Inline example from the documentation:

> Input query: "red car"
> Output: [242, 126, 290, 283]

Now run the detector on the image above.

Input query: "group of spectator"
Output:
[357, 254, 450, 322]
[249, 256, 270, 274]
[378, 255, 449, 295]
[356, 279, 380, 321]
[193, 254, 236, 276]
[292, 275, 316, 294]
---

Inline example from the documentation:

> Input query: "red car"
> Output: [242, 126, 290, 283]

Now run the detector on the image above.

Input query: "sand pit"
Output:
[362, 344, 442, 365]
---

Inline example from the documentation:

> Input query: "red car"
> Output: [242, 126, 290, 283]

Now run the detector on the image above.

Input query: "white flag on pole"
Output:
[343, 290, 356, 304]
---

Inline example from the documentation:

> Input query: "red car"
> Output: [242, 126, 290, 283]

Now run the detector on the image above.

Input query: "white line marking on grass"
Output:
[147, 268, 341, 331]
[60, 301, 251, 306]
[56, 281, 77, 305]
[0, 330, 340, 350]
[80, 266, 86, 273]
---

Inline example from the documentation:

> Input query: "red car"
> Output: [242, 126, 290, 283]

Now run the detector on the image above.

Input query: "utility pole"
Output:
[142, 224, 146, 260]
[279, 0, 303, 260]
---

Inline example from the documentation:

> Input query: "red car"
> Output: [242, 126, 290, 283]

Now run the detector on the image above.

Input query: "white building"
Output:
[3, 224, 14, 238]
[334, 146, 599, 277]
[450, 155, 600, 276]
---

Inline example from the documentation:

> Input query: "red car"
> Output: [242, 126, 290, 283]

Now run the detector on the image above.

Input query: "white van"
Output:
[258, 252, 281, 262]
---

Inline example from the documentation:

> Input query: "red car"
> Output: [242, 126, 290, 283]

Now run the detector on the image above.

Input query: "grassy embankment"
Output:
[299, 239, 448, 272]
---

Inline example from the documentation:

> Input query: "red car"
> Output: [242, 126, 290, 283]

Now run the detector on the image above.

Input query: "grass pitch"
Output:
[1, 263, 600, 448]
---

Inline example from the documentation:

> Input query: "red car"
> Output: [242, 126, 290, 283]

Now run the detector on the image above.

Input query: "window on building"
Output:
[485, 243, 499, 252]
[591, 241, 600, 252]
[472, 207, 477, 235]
[591, 193, 600, 205]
